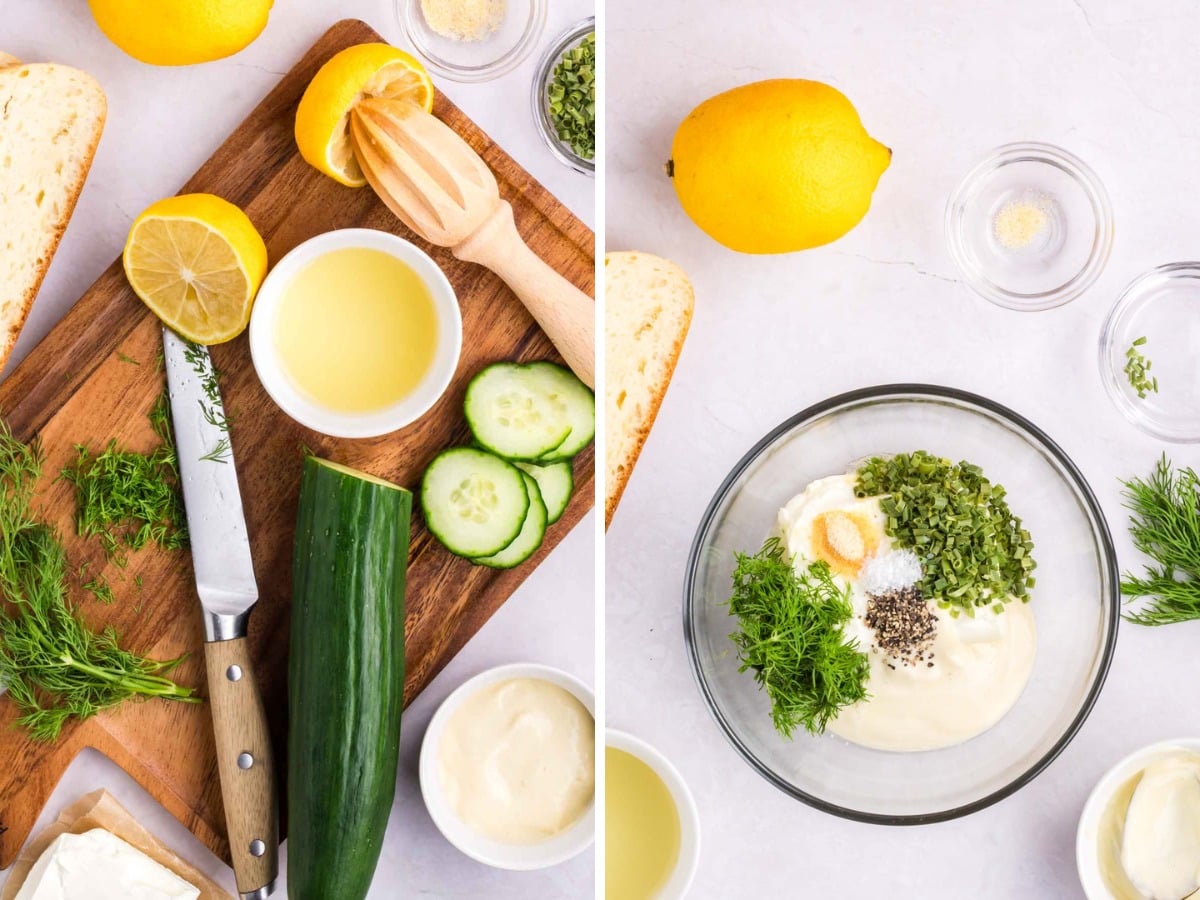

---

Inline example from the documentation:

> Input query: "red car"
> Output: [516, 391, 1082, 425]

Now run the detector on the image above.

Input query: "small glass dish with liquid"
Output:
[249, 229, 462, 439]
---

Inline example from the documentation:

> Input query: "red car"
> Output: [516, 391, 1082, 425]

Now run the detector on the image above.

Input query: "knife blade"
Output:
[163, 327, 278, 900]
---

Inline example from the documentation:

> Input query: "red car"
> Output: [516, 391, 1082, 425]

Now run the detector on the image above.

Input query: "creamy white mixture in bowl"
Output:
[419, 663, 595, 869]
[684, 386, 1119, 823]
[1078, 738, 1200, 900]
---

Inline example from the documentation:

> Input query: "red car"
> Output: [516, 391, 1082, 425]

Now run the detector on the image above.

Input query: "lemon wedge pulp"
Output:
[295, 43, 435, 188]
[123, 193, 268, 345]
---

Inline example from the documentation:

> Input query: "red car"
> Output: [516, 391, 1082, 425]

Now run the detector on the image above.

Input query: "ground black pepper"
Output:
[865, 586, 938, 666]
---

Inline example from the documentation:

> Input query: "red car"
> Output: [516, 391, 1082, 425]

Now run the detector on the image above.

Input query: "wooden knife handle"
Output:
[453, 200, 596, 389]
[205, 638, 278, 898]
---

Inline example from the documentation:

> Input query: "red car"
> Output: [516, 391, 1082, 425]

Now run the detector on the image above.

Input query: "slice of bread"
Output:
[604, 251, 695, 528]
[0, 57, 106, 370]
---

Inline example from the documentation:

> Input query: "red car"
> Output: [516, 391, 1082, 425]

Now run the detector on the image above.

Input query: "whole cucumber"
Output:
[288, 457, 410, 899]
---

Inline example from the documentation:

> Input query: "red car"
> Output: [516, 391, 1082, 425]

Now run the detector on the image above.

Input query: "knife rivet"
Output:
[238, 752, 254, 770]
[226, 665, 243, 682]
[249, 839, 266, 858]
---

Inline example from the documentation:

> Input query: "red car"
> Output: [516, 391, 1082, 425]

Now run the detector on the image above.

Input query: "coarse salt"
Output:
[860, 548, 922, 594]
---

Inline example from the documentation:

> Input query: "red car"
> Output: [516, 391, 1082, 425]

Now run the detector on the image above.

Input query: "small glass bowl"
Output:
[946, 142, 1113, 311]
[1099, 263, 1200, 442]
[531, 18, 596, 176]
[396, 0, 547, 83]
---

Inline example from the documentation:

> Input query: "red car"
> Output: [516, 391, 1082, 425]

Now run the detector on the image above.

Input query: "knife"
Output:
[163, 327, 278, 900]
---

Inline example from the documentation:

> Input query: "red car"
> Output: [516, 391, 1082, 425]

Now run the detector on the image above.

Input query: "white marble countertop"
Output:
[1, 1, 594, 897]
[606, 1, 1200, 897]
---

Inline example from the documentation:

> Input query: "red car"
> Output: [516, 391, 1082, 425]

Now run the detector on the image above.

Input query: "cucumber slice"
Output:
[421, 447, 529, 558]
[516, 460, 573, 525]
[473, 472, 547, 569]
[524, 362, 595, 461]
[465, 363, 573, 460]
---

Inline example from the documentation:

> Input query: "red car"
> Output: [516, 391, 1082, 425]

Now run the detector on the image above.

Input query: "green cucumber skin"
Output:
[288, 457, 411, 900]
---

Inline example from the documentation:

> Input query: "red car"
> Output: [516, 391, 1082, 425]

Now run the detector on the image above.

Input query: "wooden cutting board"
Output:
[0, 19, 594, 869]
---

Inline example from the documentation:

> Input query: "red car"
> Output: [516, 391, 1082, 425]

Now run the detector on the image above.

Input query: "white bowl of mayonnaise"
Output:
[1077, 737, 1200, 900]
[419, 663, 596, 870]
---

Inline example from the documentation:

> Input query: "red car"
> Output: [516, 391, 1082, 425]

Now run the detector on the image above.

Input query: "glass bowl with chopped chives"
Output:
[945, 142, 1113, 311]
[531, 17, 595, 175]
[683, 385, 1119, 824]
[396, 0, 547, 83]
[1099, 262, 1200, 442]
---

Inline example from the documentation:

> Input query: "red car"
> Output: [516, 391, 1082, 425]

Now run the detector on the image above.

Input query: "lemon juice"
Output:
[606, 747, 681, 900]
[275, 246, 438, 413]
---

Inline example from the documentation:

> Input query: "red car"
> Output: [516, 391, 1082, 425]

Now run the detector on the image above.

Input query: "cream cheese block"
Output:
[14, 829, 200, 900]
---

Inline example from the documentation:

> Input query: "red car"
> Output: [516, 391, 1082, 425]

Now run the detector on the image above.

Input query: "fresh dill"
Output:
[116, 352, 140, 366]
[0, 421, 197, 742]
[81, 576, 115, 604]
[199, 437, 231, 464]
[726, 538, 870, 738]
[1121, 455, 1200, 625]
[60, 440, 187, 562]
[181, 339, 233, 463]
[58, 388, 187, 562]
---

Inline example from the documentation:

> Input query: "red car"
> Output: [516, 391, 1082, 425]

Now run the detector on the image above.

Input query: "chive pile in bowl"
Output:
[532, 18, 595, 174]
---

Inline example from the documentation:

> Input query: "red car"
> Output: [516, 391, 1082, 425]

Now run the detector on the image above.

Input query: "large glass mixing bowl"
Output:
[683, 385, 1119, 823]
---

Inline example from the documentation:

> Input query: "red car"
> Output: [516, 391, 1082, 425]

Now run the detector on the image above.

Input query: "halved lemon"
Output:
[123, 193, 268, 345]
[295, 43, 434, 188]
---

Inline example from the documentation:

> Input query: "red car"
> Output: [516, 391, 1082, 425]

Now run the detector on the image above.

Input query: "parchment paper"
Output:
[0, 790, 232, 900]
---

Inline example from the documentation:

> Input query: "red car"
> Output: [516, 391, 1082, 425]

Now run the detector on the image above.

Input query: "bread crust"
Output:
[0, 64, 106, 370]
[603, 252, 695, 529]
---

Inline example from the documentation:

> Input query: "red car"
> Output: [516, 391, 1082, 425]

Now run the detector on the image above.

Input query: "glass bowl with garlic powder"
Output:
[397, 0, 547, 82]
[946, 142, 1113, 311]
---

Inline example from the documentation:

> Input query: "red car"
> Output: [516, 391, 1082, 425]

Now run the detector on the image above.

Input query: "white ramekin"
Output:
[248, 228, 462, 438]
[1077, 737, 1200, 898]
[419, 663, 596, 870]
[606, 729, 701, 900]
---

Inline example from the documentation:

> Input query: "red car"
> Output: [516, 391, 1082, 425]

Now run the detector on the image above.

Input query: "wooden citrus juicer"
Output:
[349, 97, 595, 388]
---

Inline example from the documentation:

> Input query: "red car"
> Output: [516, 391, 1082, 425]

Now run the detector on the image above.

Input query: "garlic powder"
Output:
[420, 0, 506, 42]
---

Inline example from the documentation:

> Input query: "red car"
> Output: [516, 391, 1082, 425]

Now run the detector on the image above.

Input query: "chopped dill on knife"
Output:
[726, 538, 869, 738]
[0, 421, 197, 742]
[1121, 455, 1200, 625]
[182, 338, 233, 464]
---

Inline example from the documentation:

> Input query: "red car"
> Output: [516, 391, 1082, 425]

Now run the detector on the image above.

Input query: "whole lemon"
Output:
[669, 79, 891, 254]
[88, 0, 274, 66]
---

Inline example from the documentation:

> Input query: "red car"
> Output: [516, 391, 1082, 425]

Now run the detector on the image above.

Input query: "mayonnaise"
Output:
[828, 599, 1037, 751]
[437, 678, 595, 844]
[1101, 752, 1200, 900]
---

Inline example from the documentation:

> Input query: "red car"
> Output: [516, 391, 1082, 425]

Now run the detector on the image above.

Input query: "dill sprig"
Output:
[726, 538, 870, 738]
[81, 576, 115, 605]
[0, 421, 197, 742]
[1121, 455, 1200, 625]
[59, 388, 188, 562]
[182, 339, 233, 463]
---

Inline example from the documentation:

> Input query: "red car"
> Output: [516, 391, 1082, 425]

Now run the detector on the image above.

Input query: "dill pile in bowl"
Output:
[726, 538, 869, 738]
